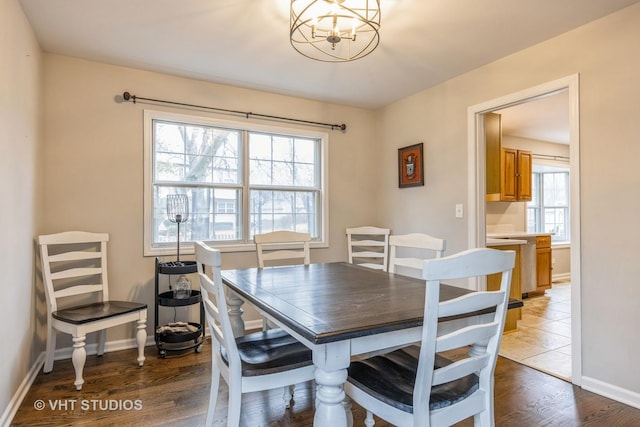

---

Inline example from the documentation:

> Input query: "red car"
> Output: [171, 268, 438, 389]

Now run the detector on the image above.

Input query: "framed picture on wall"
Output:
[398, 143, 424, 188]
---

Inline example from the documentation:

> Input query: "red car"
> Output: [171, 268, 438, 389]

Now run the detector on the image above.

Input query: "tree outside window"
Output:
[144, 111, 326, 255]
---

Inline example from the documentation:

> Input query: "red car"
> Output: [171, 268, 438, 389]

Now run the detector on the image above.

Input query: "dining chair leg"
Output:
[71, 334, 87, 390]
[205, 368, 221, 426]
[43, 325, 56, 373]
[342, 397, 354, 427]
[476, 394, 494, 426]
[364, 410, 375, 427]
[96, 330, 106, 356]
[227, 385, 242, 426]
[136, 318, 147, 366]
[283, 384, 294, 408]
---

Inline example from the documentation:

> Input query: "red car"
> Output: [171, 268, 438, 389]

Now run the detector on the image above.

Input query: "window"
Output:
[527, 164, 570, 243]
[144, 110, 328, 255]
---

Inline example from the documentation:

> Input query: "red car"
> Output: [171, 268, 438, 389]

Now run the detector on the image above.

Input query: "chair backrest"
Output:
[194, 242, 240, 367]
[38, 231, 111, 314]
[413, 247, 515, 425]
[346, 226, 390, 272]
[254, 231, 311, 268]
[388, 233, 446, 275]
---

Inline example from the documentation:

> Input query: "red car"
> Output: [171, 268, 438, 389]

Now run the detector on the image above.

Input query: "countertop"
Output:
[487, 232, 553, 239]
[486, 237, 528, 246]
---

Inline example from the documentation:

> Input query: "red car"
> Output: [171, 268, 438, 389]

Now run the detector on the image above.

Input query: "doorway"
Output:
[490, 94, 572, 380]
[466, 74, 581, 386]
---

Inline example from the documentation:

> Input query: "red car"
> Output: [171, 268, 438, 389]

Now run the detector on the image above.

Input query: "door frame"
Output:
[466, 74, 581, 385]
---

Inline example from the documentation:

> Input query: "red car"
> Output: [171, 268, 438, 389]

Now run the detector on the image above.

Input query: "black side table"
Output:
[154, 258, 204, 357]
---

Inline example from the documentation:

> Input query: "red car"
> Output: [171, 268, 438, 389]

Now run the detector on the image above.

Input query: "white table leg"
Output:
[313, 341, 351, 427]
[226, 290, 245, 337]
[314, 367, 348, 427]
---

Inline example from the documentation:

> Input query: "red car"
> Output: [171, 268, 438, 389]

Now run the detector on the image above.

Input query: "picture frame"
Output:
[398, 143, 424, 188]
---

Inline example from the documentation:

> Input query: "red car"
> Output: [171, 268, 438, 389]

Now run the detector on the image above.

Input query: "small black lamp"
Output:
[166, 194, 189, 264]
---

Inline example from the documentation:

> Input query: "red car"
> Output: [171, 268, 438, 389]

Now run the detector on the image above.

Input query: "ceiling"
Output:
[496, 90, 570, 145]
[18, 0, 640, 110]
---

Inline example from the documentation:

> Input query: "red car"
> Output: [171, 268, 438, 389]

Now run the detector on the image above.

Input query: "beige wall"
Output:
[0, 0, 43, 418]
[40, 54, 379, 344]
[376, 4, 640, 394]
[5, 0, 640, 417]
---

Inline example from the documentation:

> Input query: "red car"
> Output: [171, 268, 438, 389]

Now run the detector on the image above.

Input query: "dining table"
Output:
[220, 261, 522, 427]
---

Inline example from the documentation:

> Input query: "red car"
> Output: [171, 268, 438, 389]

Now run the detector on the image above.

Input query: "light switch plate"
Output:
[455, 204, 464, 218]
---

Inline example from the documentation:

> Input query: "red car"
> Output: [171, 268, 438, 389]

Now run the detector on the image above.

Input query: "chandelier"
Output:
[290, 0, 381, 62]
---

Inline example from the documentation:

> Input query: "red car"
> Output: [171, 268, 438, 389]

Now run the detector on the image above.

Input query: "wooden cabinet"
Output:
[501, 148, 532, 201]
[485, 112, 533, 202]
[535, 235, 552, 293]
[486, 244, 522, 333]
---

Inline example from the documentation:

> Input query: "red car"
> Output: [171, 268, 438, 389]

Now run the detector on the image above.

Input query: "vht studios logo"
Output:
[34, 399, 143, 411]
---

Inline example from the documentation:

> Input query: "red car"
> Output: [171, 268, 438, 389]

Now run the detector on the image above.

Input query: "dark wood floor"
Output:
[11, 338, 640, 426]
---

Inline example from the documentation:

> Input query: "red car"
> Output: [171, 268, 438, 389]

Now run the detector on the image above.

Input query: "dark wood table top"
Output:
[221, 262, 522, 345]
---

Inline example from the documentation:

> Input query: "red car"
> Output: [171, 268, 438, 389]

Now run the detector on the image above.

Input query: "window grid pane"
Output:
[249, 132, 318, 188]
[527, 168, 570, 243]
[154, 120, 241, 185]
[150, 115, 323, 248]
[249, 190, 317, 238]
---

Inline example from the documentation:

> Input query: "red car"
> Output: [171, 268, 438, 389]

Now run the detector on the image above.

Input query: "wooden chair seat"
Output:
[348, 346, 479, 413]
[53, 301, 147, 324]
[222, 328, 313, 376]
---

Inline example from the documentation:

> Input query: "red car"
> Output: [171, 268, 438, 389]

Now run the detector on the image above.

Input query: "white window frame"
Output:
[143, 109, 329, 256]
[527, 164, 570, 244]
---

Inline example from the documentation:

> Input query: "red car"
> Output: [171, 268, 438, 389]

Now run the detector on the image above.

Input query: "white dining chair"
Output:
[346, 226, 391, 272]
[38, 231, 147, 390]
[254, 230, 311, 329]
[388, 232, 446, 277]
[194, 242, 315, 426]
[345, 247, 515, 427]
[254, 230, 311, 268]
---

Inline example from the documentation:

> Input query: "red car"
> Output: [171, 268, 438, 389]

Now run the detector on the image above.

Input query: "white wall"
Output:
[0, 0, 43, 420]
[376, 4, 640, 396]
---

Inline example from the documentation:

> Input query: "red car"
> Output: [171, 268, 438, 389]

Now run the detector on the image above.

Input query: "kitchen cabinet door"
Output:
[536, 235, 552, 292]
[485, 112, 532, 202]
[499, 148, 532, 201]
[517, 150, 533, 201]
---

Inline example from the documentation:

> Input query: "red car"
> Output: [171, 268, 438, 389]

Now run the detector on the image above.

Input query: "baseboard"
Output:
[552, 272, 571, 282]
[582, 375, 640, 410]
[50, 335, 156, 361]
[245, 319, 263, 331]
[0, 353, 45, 427]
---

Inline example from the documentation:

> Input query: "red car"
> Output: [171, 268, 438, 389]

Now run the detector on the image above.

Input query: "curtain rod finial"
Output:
[123, 91, 136, 103]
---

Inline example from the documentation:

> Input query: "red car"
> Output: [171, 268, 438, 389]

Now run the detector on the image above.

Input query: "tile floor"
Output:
[499, 280, 572, 381]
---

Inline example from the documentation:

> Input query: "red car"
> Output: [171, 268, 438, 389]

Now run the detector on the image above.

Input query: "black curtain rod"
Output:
[121, 92, 347, 132]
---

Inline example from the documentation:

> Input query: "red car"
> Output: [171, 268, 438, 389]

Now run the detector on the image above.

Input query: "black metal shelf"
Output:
[154, 258, 204, 358]
[158, 290, 202, 307]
